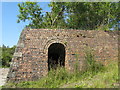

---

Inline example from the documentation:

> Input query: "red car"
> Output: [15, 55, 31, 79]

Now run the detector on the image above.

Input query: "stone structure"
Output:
[7, 29, 118, 82]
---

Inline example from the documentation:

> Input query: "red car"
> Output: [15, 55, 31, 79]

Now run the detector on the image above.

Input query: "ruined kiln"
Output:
[7, 29, 118, 82]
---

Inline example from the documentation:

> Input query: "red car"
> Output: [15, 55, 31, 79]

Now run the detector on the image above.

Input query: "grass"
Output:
[74, 61, 118, 88]
[3, 60, 118, 88]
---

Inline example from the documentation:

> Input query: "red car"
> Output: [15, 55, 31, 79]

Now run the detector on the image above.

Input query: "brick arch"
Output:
[43, 38, 67, 54]
[43, 38, 68, 71]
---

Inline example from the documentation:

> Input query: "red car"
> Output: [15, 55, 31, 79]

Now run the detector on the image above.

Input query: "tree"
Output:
[47, 2, 67, 28]
[17, 2, 119, 30]
[1, 45, 16, 67]
[65, 2, 119, 30]
[17, 2, 43, 29]
[17, 2, 67, 29]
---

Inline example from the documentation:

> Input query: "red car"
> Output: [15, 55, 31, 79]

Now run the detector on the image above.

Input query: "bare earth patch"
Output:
[0, 68, 9, 86]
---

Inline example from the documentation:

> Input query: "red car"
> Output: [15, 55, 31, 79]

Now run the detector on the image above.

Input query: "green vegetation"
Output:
[0, 45, 16, 67]
[17, 2, 43, 29]
[74, 61, 118, 88]
[17, 2, 120, 30]
[85, 46, 104, 73]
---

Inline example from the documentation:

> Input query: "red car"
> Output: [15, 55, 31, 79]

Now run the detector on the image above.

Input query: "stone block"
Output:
[13, 52, 22, 57]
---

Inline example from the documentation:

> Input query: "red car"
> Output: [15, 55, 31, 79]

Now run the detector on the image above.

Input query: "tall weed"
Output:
[85, 46, 104, 74]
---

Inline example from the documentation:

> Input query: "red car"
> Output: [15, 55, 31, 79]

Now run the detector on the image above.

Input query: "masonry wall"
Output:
[7, 29, 118, 83]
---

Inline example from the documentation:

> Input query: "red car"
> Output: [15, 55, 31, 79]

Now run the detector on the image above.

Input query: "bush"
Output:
[1, 45, 16, 67]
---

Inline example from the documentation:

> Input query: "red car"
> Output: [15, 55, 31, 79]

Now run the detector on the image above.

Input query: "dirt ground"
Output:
[0, 68, 9, 86]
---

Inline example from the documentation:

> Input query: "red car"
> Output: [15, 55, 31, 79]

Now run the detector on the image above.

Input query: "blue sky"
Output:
[1, 2, 50, 47]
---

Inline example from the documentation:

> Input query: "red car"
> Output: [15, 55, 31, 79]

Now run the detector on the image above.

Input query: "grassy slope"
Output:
[61, 61, 118, 88]
[4, 61, 118, 88]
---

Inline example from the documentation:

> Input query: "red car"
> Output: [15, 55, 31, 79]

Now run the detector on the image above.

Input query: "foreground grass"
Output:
[63, 61, 118, 88]
[3, 61, 118, 88]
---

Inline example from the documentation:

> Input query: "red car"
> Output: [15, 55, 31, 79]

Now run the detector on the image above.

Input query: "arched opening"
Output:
[48, 43, 65, 71]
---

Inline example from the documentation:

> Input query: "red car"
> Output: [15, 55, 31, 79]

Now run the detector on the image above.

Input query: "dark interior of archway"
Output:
[48, 43, 65, 71]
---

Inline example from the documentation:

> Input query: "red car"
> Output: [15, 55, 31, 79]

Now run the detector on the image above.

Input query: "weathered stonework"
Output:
[7, 29, 118, 82]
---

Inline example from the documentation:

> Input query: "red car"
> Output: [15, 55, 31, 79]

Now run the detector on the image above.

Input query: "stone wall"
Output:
[7, 29, 118, 82]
